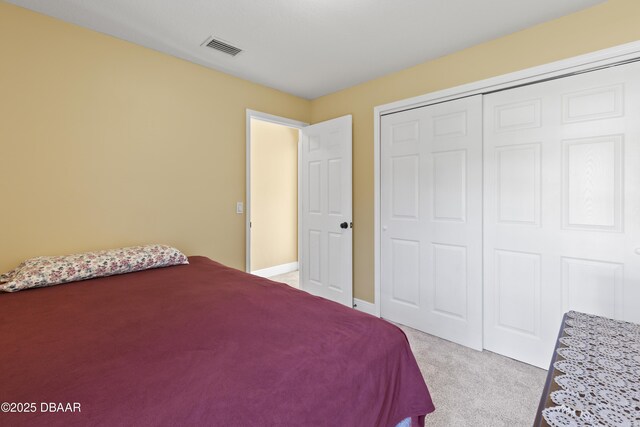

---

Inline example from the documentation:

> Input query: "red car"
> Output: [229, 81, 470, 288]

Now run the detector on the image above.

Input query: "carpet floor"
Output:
[400, 324, 546, 426]
[269, 271, 547, 426]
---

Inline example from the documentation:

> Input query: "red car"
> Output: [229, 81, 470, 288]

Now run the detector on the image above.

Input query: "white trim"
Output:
[373, 107, 382, 318]
[375, 40, 640, 116]
[245, 109, 308, 273]
[373, 40, 640, 318]
[251, 261, 299, 278]
[297, 131, 302, 282]
[353, 298, 377, 316]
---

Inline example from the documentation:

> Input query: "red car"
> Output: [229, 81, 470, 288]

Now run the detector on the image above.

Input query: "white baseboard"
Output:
[352, 298, 378, 317]
[251, 261, 298, 278]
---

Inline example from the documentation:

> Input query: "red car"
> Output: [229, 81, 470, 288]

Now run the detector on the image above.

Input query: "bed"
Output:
[0, 255, 434, 426]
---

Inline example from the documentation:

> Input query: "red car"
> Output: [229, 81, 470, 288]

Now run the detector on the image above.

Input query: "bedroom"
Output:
[2, 0, 640, 426]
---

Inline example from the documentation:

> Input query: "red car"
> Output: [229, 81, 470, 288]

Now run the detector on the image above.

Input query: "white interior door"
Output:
[380, 96, 483, 350]
[300, 115, 353, 307]
[483, 61, 640, 368]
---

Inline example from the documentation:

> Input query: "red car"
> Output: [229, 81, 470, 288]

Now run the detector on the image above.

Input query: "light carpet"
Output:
[269, 271, 547, 426]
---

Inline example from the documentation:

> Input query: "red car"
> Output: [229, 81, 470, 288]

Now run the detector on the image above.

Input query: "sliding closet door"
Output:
[381, 95, 483, 350]
[483, 62, 640, 368]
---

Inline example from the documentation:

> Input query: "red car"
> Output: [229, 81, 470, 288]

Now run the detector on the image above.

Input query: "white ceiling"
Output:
[7, 0, 605, 99]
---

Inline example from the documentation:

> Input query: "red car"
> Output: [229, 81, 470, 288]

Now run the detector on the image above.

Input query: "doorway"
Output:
[246, 111, 306, 287]
[246, 110, 354, 306]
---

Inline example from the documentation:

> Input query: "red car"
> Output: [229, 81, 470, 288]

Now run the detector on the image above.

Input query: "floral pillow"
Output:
[0, 244, 189, 293]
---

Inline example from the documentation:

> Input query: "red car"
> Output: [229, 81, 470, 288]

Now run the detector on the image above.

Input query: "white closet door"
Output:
[381, 95, 483, 350]
[484, 62, 640, 368]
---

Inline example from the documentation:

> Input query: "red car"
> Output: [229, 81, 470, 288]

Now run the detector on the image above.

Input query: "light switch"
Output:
[236, 202, 244, 214]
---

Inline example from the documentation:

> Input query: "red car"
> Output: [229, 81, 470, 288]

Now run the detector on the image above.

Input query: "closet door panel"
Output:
[381, 95, 483, 350]
[484, 62, 640, 368]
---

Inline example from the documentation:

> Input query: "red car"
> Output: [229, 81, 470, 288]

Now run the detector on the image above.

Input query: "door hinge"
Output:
[350, 222, 353, 229]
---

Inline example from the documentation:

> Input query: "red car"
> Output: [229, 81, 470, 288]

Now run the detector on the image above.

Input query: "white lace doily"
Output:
[542, 311, 640, 427]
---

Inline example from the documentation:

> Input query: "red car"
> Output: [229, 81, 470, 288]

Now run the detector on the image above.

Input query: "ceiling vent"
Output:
[202, 36, 242, 57]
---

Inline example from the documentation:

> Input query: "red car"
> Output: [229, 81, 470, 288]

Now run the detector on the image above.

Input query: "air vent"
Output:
[202, 36, 242, 57]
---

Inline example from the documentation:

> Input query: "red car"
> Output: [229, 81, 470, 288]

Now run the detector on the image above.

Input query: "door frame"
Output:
[373, 40, 640, 318]
[245, 109, 308, 273]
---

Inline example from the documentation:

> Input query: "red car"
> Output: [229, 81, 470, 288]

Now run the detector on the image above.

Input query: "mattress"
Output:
[0, 256, 434, 426]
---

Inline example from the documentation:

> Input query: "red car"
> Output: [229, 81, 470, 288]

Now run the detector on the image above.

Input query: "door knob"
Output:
[340, 222, 349, 229]
[635, 248, 640, 255]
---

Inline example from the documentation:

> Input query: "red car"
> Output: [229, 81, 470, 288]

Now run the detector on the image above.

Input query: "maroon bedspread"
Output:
[0, 256, 434, 426]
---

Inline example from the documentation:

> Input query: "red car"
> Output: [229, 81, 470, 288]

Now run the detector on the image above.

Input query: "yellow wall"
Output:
[0, 2, 310, 273]
[311, 0, 640, 302]
[4, 0, 640, 303]
[250, 119, 298, 272]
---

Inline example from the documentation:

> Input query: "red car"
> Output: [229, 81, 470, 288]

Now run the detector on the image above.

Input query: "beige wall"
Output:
[310, 0, 640, 302]
[250, 119, 298, 272]
[4, 0, 640, 302]
[0, 2, 310, 273]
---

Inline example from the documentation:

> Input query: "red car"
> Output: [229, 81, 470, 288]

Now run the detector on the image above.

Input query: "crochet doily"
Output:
[542, 311, 640, 427]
